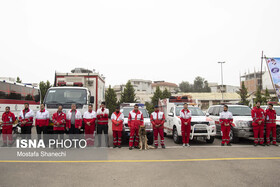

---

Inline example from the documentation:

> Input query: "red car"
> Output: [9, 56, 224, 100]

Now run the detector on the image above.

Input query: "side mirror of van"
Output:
[90, 96, 95, 104]
[168, 112, 174, 117]
[206, 112, 210, 117]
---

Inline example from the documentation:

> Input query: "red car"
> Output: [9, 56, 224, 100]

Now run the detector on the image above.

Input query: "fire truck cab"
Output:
[159, 96, 216, 144]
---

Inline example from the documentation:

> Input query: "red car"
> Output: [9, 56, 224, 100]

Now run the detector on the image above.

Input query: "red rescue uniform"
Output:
[52, 111, 66, 131]
[150, 111, 165, 146]
[128, 110, 144, 147]
[265, 108, 277, 145]
[219, 111, 233, 144]
[1, 111, 16, 145]
[111, 112, 124, 146]
[251, 106, 265, 145]
[180, 109, 192, 144]
[83, 110, 97, 146]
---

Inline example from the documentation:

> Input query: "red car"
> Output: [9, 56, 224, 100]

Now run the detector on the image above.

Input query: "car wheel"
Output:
[173, 127, 181, 144]
[206, 136, 215, 143]
[147, 133, 154, 145]
[229, 128, 239, 143]
[276, 127, 280, 142]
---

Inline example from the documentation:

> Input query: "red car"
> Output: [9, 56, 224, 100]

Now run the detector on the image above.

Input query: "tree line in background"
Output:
[179, 76, 211, 93]
[237, 81, 274, 107]
[105, 81, 172, 115]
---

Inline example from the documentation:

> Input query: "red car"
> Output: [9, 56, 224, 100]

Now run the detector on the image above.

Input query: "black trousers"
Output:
[69, 124, 80, 139]
[36, 126, 48, 145]
[21, 126, 32, 139]
[97, 124, 108, 134]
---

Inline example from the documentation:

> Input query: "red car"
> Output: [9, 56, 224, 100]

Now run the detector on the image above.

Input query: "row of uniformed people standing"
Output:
[219, 103, 279, 146]
[3, 102, 195, 148]
[1, 102, 169, 149]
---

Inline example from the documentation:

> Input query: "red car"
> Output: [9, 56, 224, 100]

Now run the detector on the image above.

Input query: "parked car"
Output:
[206, 105, 253, 143]
[159, 97, 216, 144]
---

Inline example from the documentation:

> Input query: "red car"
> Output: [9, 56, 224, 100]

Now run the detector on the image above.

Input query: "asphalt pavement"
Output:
[0, 122, 280, 187]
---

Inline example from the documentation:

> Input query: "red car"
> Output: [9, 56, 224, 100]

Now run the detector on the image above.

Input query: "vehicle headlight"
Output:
[145, 122, 151, 127]
[236, 120, 250, 128]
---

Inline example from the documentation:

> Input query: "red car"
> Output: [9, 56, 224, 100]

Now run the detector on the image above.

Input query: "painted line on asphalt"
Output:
[1, 157, 280, 163]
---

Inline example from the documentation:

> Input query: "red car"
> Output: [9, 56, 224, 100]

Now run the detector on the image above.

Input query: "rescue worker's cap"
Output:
[116, 106, 120, 109]
[154, 105, 159, 108]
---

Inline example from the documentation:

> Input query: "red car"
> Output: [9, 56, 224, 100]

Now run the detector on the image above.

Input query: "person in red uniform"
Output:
[150, 105, 165, 149]
[35, 104, 50, 144]
[265, 103, 278, 146]
[1, 106, 16, 147]
[111, 106, 124, 148]
[19, 103, 34, 140]
[219, 105, 233, 146]
[180, 103, 192, 147]
[52, 105, 66, 148]
[251, 101, 265, 146]
[96, 102, 109, 147]
[83, 104, 96, 147]
[128, 104, 144, 150]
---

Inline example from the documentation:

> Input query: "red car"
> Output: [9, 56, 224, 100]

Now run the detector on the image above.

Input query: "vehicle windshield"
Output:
[44, 89, 87, 104]
[175, 107, 205, 116]
[273, 107, 280, 116]
[121, 108, 149, 118]
[228, 106, 251, 116]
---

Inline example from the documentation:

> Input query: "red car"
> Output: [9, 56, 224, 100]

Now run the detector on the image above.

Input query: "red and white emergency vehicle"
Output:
[159, 96, 216, 144]
[0, 79, 40, 131]
[43, 68, 105, 128]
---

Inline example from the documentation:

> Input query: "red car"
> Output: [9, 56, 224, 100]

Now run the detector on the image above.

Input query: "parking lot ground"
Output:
[0, 144, 280, 187]
[1, 124, 279, 187]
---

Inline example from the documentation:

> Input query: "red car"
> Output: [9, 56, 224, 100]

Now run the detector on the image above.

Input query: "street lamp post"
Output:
[218, 61, 226, 103]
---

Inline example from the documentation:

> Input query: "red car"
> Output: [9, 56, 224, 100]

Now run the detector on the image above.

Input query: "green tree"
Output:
[145, 102, 154, 115]
[203, 80, 211, 92]
[105, 85, 118, 116]
[120, 81, 137, 103]
[179, 81, 192, 92]
[162, 88, 171, 99]
[262, 88, 271, 104]
[16, 77, 22, 83]
[255, 87, 262, 104]
[151, 86, 163, 106]
[237, 81, 249, 106]
[193, 76, 204, 92]
[39, 80, 51, 103]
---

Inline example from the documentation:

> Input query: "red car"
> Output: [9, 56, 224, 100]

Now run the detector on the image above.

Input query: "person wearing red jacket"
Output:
[265, 103, 278, 146]
[19, 103, 34, 140]
[83, 104, 96, 147]
[180, 103, 192, 147]
[96, 102, 109, 147]
[1, 106, 16, 147]
[66, 104, 82, 144]
[111, 106, 124, 148]
[251, 101, 265, 146]
[219, 105, 233, 146]
[128, 104, 144, 150]
[35, 104, 50, 144]
[150, 105, 165, 149]
[52, 105, 66, 147]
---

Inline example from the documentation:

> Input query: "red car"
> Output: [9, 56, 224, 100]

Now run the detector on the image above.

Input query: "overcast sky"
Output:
[0, 0, 280, 87]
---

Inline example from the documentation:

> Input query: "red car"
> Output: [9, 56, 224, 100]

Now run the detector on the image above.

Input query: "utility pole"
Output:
[218, 61, 226, 102]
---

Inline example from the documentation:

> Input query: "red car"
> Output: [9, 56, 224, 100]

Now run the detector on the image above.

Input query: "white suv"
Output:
[206, 105, 253, 143]
[164, 106, 216, 144]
